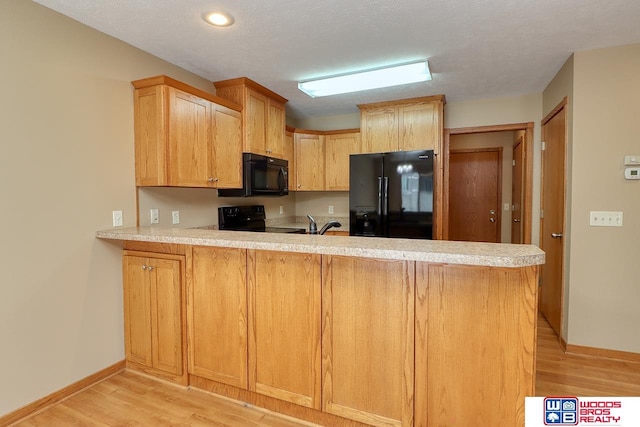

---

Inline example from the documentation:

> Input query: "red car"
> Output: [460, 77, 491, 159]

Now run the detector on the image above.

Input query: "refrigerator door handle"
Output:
[383, 176, 389, 216]
[377, 177, 383, 216]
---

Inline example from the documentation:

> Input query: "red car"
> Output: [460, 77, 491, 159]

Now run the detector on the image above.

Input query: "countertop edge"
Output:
[96, 228, 545, 268]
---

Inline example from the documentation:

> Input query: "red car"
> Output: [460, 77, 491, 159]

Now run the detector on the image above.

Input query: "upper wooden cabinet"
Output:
[359, 95, 444, 154]
[284, 126, 296, 191]
[324, 130, 361, 191]
[132, 76, 243, 188]
[294, 131, 325, 191]
[214, 77, 288, 159]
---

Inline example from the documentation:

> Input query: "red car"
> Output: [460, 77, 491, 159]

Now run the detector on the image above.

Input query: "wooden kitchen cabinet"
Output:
[414, 263, 537, 427]
[214, 77, 288, 158]
[122, 249, 185, 384]
[284, 127, 296, 190]
[132, 76, 243, 188]
[324, 130, 361, 191]
[322, 255, 415, 427]
[359, 96, 444, 154]
[187, 246, 248, 388]
[247, 250, 322, 409]
[294, 131, 325, 191]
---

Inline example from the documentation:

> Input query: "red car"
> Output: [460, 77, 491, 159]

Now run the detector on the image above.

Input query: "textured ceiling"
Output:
[33, 0, 640, 120]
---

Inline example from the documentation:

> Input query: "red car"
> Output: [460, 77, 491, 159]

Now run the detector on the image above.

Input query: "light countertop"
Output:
[96, 227, 544, 268]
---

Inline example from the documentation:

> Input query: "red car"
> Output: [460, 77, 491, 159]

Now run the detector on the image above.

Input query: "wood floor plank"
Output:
[11, 314, 640, 426]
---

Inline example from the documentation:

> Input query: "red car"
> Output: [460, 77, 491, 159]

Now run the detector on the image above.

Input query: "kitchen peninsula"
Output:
[97, 227, 543, 427]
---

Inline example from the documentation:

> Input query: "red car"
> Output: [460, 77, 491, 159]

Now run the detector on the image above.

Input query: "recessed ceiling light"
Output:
[203, 12, 234, 27]
[298, 61, 432, 98]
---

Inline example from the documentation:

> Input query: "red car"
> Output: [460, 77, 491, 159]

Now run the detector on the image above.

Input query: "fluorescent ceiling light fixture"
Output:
[203, 12, 234, 27]
[298, 61, 432, 98]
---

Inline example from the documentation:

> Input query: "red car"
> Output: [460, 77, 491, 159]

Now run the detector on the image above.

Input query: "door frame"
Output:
[448, 147, 503, 242]
[511, 136, 525, 244]
[443, 123, 534, 243]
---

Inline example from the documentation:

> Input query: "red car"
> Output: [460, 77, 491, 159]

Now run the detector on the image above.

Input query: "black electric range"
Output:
[218, 205, 306, 234]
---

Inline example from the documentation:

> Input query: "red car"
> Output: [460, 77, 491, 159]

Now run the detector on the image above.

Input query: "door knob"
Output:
[513, 219, 521, 223]
[490, 210, 496, 215]
[551, 233, 563, 239]
[489, 218, 496, 223]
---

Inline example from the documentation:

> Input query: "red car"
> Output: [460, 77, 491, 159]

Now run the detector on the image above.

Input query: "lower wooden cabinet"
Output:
[187, 246, 248, 388]
[247, 250, 322, 409]
[322, 255, 415, 427]
[122, 251, 185, 382]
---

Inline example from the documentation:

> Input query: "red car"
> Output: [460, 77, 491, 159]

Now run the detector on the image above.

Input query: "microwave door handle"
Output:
[278, 167, 286, 194]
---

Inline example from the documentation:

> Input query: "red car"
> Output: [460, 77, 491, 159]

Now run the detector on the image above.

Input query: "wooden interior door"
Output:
[448, 149, 502, 242]
[540, 101, 567, 337]
[511, 136, 524, 244]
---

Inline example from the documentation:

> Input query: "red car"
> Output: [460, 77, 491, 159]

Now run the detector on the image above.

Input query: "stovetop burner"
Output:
[218, 205, 306, 234]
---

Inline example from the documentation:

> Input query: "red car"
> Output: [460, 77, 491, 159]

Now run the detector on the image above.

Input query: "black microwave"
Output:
[218, 153, 288, 197]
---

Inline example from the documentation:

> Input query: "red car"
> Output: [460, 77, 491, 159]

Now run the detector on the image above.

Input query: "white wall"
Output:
[0, 1, 218, 416]
[567, 44, 640, 353]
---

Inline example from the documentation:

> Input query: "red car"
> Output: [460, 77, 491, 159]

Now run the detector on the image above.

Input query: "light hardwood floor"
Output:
[11, 316, 640, 427]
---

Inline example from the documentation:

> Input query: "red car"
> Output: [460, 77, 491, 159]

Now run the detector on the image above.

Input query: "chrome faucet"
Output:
[307, 215, 318, 234]
[319, 220, 342, 235]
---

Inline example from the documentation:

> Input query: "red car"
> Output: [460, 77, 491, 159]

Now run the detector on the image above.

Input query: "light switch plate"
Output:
[589, 211, 623, 227]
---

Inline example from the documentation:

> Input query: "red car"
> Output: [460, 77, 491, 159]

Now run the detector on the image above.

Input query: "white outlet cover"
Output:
[172, 210, 180, 224]
[150, 208, 159, 224]
[112, 210, 123, 227]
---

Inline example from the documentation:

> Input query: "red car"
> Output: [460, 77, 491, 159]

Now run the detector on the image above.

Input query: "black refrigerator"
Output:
[349, 150, 434, 239]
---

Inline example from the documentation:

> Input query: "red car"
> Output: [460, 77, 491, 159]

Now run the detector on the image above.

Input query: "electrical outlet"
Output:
[150, 208, 159, 224]
[328, 205, 334, 214]
[172, 210, 180, 224]
[279, 206, 284, 215]
[112, 210, 123, 227]
[589, 211, 623, 227]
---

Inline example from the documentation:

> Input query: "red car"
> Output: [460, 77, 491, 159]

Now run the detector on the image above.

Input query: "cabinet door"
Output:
[325, 132, 360, 191]
[188, 247, 248, 388]
[360, 107, 398, 154]
[168, 88, 212, 187]
[322, 256, 414, 427]
[248, 250, 321, 409]
[123, 255, 152, 366]
[294, 133, 325, 191]
[133, 85, 168, 186]
[211, 104, 243, 188]
[399, 102, 439, 151]
[284, 129, 296, 191]
[123, 252, 185, 379]
[245, 89, 267, 155]
[266, 99, 286, 158]
[149, 257, 183, 375]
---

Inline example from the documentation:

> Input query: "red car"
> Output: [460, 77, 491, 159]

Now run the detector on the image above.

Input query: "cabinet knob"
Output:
[208, 177, 218, 183]
[142, 265, 147, 270]
[297, 184, 301, 188]
[148, 266, 154, 271]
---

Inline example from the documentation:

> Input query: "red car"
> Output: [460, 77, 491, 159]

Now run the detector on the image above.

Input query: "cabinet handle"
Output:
[208, 177, 218, 183]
